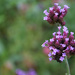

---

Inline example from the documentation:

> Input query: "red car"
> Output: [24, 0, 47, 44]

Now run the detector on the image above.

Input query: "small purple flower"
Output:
[43, 9, 49, 15]
[54, 3, 59, 6]
[16, 69, 37, 75]
[61, 44, 66, 47]
[48, 52, 52, 57]
[50, 38, 54, 42]
[16, 69, 27, 75]
[70, 46, 74, 50]
[57, 31, 61, 35]
[43, 3, 69, 26]
[27, 69, 37, 75]
[62, 53, 66, 57]
[42, 26, 75, 62]
[49, 57, 52, 61]
[59, 56, 64, 61]
[41, 40, 48, 47]
[61, 9, 65, 12]
[70, 32, 74, 35]
[53, 32, 56, 36]
[43, 16, 48, 20]
[65, 38, 69, 41]
[49, 46, 53, 50]
[58, 26, 61, 30]
[64, 5, 70, 9]
[52, 51, 56, 55]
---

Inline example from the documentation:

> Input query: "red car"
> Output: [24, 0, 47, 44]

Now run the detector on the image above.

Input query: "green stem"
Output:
[65, 56, 71, 75]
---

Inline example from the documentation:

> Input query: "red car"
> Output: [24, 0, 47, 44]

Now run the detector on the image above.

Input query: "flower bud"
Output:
[61, 21, 66, 26]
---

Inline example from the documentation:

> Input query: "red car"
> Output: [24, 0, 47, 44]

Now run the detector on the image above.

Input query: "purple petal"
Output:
[59, 56, 64, 61]
[64, 5, 70, 9]
[49, 57, 52, 61]
[43, 16, 48, 20]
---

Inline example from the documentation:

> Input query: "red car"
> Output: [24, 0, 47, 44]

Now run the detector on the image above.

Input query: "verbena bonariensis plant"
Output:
[42, 3, 73, 75]
[43, 3, 69, 26]
[16, 69, 37, 75]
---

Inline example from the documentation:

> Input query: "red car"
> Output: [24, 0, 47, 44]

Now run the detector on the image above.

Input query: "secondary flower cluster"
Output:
[43, 3, 69, 26]
[42, 26, 75, 62]
[16, 69, 37, 75]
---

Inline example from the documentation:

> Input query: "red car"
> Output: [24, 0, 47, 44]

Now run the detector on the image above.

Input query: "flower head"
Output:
[43, 3, 69, 26]
[16, 69, 26, 75]
[16, 69, 37, 75]
[42, 26, 75, 62]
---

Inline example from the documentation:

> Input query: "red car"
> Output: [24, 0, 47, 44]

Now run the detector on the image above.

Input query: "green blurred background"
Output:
[0, 0, 75, 75]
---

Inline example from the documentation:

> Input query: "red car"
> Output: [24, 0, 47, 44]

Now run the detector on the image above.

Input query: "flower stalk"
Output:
[65, 56, 71, 75]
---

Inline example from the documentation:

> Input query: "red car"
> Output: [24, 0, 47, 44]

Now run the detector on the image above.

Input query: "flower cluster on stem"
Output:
[42, 26, 75, 62]
[43, 3, 69, 26]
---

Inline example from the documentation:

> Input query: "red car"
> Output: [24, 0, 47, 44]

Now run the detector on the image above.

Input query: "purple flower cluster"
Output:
[43, 3, 69, 26]
[16, 69, 37, 75]
[42, 26, 75, 62]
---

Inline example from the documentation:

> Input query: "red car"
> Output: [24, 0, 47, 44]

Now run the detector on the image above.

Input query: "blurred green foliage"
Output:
[0, 0, 75, 75]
